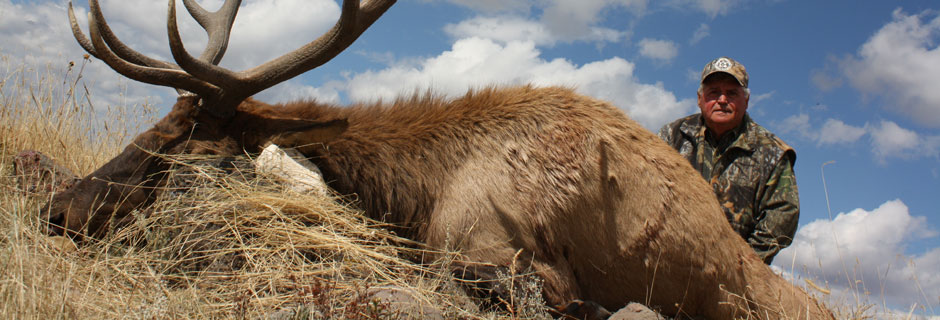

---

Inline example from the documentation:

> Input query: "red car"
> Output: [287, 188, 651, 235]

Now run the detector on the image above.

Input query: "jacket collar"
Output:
[681, 113, 757, 152]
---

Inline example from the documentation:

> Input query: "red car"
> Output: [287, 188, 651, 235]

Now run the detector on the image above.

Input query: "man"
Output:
[658, 57, 799, 264]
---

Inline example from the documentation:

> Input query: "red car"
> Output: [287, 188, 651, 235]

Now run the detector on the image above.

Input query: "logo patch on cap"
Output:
[701, 56, 748, 88]
[713, 58, 732, 71]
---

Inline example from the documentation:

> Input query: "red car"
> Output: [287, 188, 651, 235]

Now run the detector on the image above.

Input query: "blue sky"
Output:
[1, 0, 938, 317]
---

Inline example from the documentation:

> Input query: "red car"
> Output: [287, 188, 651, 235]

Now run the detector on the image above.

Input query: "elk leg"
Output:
[450, 260, 613, 320]
[551, 299, 612, 320]
[449, 261, 512, 310]
[449, 260, 561, 313]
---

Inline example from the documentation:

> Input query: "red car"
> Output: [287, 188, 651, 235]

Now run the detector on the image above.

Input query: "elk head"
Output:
[44, 0, 394, 239]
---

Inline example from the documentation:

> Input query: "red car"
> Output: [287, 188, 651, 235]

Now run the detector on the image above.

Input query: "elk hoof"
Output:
[449, 263, 510, 309]
[555, 299, 611, 320]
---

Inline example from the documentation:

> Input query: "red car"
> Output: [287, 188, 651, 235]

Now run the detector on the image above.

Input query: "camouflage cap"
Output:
[701, 56, 748, 88]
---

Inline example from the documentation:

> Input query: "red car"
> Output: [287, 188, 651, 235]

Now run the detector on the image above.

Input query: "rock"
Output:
[364, 285, 445, 319]
[47, 236, 78, 253]
[609, 302, 665, 320]
[265, 305, 324, 320]
[266, 285, 445, 320]
[12, 150, 79, 195]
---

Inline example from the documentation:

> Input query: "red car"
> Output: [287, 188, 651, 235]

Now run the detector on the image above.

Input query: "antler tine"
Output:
[74, 0, 395, 118]
[76, 0, 179, 71]
[237, 0, 396, 97]
[71, 0, 190, 95]
[68, 2, 97, 56]
[182, 0, 241, 65]
[85, 0, 220, 99]
[175, 0, 395, 101]
[168, 0, 395, 115]
[167, 0, 242, 112]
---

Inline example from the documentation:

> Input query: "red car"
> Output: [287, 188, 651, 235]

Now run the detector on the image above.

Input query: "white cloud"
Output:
[436, 0, 534, 13]
[540, 0, 645, 41]
[775, 113, 814, 140]
[817, 119, 867, 146]
[840, 9, 940, 128]
[696, 0, 734, 17]
[690, 23, 710, 44]
[440, 0, 761, 47]
[444, 16, 556, 46]
[775, 115, 940, 161]
[743, 91, 773, 117]
[685, 68, 701, 84]
[664, 0, 743, 18]
[0, 1, 66, 53]
[871, 121, 920, 157]
[638, 38, 679, 62]
[810, 69, 843, 92]
[339, 37, 693, 129]
[0, 0, 168, 110]
[432, 0, 643, 44]
[750, 90, 774, 104]
[255, 79, 343, 105]
[775, 199, 940, 311]
[441, 0, 751, 21]
[870, 121, 940, 162]
[444, 14, 627, 47]
[0, 0, 340, 112]
[223, 0, 338, 70]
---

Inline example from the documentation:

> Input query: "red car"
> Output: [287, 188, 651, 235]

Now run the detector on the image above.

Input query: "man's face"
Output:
[698, 75, 749, 137]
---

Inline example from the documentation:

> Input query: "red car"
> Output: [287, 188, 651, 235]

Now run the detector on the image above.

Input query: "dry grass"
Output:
[0, 55, 150, 175]
[0, 56, 556, 319]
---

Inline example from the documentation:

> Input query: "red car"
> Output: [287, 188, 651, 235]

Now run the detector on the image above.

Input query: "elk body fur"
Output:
[301, 85, 831, 319]
[45, 0, 833, 318]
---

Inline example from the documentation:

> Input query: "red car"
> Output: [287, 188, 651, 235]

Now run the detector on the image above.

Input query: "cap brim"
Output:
[702, 71, 747, 88]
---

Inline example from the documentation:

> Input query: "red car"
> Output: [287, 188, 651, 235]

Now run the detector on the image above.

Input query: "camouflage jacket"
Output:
[658, 114, 799, 264]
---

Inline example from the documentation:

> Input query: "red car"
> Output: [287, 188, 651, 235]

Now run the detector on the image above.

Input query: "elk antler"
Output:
[69, 2, 175, 70]
[167, 0, 395, 116]
[69, 0, 242, 102]
[181, 0, 240, 65]
[84, 0, 221, 99]
[69, 0, 396, 118]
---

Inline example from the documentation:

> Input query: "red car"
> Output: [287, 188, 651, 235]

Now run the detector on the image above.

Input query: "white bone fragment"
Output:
[254, 144, 329, 196]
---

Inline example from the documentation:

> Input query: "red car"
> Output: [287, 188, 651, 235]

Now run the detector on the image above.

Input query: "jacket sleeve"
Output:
[657, 124, 672, 143]
[748, 150, 799, 264]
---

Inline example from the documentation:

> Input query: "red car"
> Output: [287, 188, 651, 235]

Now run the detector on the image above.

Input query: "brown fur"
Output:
[44, 85, 831, 319]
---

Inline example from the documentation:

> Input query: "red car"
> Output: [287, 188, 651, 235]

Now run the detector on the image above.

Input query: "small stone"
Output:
[13, 150, 79, 195]
[364, 285, 444, 320]
[47, 236, 78, 253]
[609, 302, 665, 320]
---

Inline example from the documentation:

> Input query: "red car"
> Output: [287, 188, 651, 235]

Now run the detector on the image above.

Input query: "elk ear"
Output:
[268, 119, 349, 148]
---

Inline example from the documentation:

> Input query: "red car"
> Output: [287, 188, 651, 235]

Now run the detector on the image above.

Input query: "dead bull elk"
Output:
[46, 0, 832, 318]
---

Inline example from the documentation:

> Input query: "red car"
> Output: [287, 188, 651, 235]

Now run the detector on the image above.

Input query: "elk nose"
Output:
[42, 205, 66, 236]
